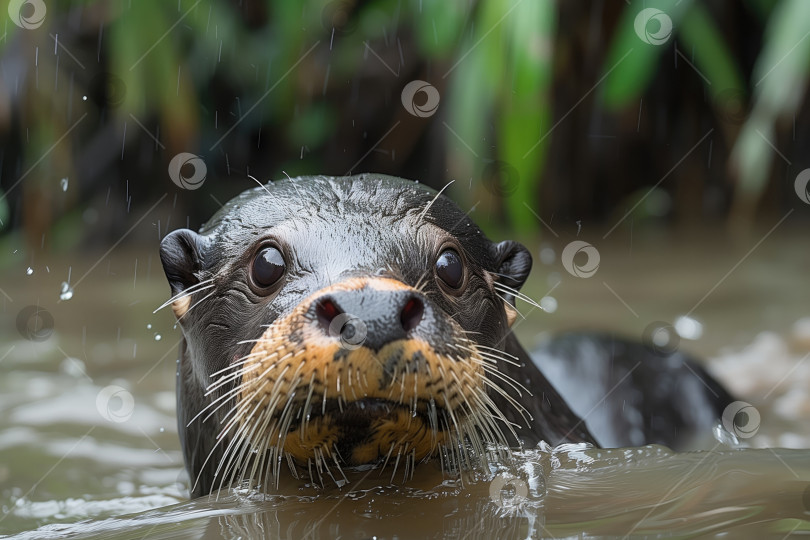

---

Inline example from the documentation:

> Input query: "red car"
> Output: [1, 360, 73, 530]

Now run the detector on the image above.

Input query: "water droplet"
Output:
[60, 177, 69, 192]
[154, 334, 162, 341]
[540, 296, 558, 313]
[713, 422, 740, 447]
[59, 281, 74, 301]
[674, 315, 703, 340]
[159, 427, 165, 433]
[60, 357, 86, 378]
[82, 95, 87, 101]
[26, 267, 33, 275]
[146, 323, 152, 329]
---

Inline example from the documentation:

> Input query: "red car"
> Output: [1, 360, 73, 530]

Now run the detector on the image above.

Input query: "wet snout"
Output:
[312, 284, 426, 351]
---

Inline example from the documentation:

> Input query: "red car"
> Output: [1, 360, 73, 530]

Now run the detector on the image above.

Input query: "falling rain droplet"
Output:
[26, 267, 33, 275]
[60, 177, 69, 192]
[154, 334, 162, 341]
[146, 323, 152, 329]
[59, 281, 74, 301]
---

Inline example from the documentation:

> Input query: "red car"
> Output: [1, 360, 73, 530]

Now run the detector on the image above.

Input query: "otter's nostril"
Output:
[315, 297, 344, 331]
[400, 296, 424, 333]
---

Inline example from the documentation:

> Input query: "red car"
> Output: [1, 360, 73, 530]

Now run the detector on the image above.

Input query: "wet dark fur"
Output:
[159, 174, 733, 497]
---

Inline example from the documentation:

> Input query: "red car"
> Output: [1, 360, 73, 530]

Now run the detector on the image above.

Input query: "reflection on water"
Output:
[6, 444, 810, 539]
[1, 226, 810, 538]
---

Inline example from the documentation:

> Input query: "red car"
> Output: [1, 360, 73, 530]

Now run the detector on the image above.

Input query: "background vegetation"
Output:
[1, 0, 809, 256]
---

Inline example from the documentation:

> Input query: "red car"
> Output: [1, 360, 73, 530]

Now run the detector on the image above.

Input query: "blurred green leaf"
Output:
[732, 118, 774, 196]
[678, 3, 746, 97]
[499, 0, 554, 230]
[415, 0, 468, 56]
[0, 188, 9, 231]
[447, 0, 555, 231]
[602, 0, 694, 108]
[446, 2, 501, 173]
[732, 0, 810, 197]
[109, 2, 202, 148]
[751, 0, 810, 113]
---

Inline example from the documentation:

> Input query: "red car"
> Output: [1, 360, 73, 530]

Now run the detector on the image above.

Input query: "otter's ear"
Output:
[492, 241, 532, 327]
[492, 240, 532, 295]
[159, 229, 209, 296]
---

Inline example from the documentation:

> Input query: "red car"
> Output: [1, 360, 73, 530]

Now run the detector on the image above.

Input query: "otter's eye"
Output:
[436, 249, 464, 289]
[251, 247, 286, 288]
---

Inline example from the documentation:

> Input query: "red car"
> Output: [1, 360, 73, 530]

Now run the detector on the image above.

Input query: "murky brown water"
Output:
[1, 223, 809, 538]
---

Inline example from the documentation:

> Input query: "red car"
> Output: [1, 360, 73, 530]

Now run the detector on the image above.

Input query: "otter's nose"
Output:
[313, 288, 425, 350]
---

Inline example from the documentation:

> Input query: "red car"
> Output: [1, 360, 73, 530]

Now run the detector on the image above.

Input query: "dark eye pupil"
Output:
[252, 247, 285, 288]
[436, 249, 463, 288]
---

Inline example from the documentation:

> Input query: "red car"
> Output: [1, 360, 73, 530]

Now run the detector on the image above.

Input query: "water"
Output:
[5, 445, 810, 538]
[1, 226, 809, 538]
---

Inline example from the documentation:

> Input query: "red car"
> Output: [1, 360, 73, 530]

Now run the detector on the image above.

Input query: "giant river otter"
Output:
[159, 174, 732, 497]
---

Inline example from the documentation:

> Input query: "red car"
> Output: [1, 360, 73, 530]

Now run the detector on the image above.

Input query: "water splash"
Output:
[713, 421, 742, 447]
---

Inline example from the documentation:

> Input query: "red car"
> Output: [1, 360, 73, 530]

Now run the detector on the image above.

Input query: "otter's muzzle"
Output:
[230, 277, 492, 473]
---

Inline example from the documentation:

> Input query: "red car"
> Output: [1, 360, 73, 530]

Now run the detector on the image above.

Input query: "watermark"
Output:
[91, 72, 127, 108]
[16, 305, 54, 341]
[96, 385, 135, 423]
[713, 88, 748, 126]
[321, 1, 356, 36]
[8, 0, 46, 29]
[489, 472, 528, 510]
[634, 8, 672, 46]
[328, 313, 367, 350]
[794, 168, 810, 204]
[168, 153, 207, 190]
[642, 321, 680, 356]
[482, 160, 519, 196]
[401, 80, 440, 118]
[561, 240, 600, 278]
[721, 401, 760, 439]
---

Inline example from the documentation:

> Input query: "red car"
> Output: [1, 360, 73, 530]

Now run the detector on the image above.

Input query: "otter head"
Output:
[159, 174, 536, 495]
